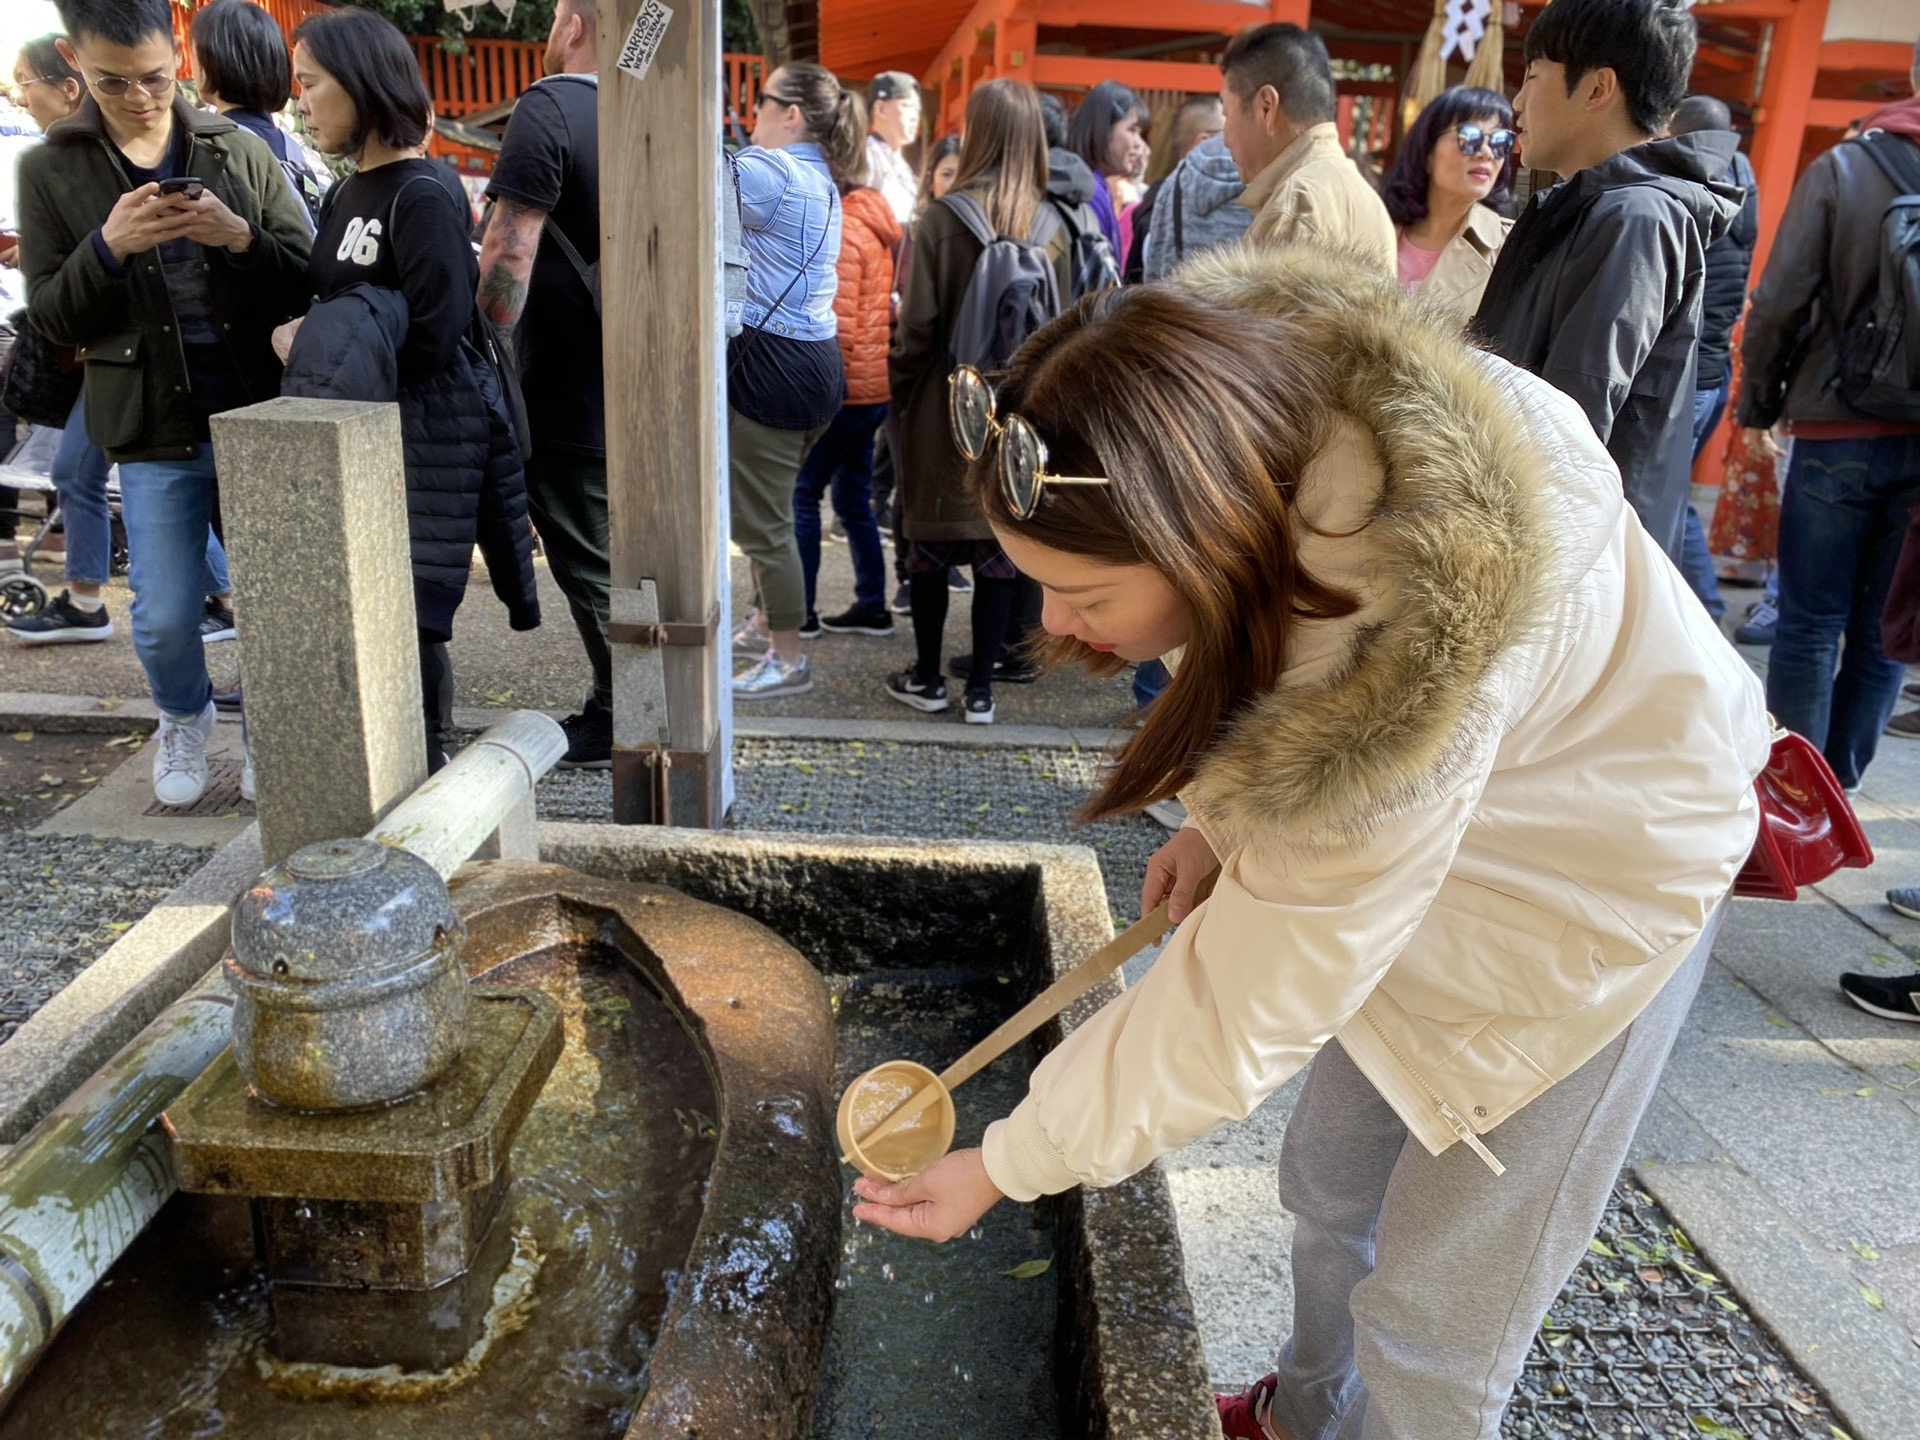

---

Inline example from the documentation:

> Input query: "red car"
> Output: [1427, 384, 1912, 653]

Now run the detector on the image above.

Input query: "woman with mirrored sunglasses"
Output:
[1382, 86, 1517, 325]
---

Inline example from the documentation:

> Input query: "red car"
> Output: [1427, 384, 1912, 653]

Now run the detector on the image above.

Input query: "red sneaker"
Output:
[1216, 1372, 1283, 1440]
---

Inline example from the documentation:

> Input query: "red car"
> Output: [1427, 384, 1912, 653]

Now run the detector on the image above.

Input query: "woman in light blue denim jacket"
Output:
[729, 61, 863, 701]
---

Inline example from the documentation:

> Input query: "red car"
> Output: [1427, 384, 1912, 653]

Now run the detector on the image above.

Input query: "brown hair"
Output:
[950, 78, 1049, 237]
[775, 62, 868, 192]
[979, 286, 1361, 821]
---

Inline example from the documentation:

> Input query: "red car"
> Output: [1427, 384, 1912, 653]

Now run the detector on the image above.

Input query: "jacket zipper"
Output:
[1359, 1007, 1506, 1176]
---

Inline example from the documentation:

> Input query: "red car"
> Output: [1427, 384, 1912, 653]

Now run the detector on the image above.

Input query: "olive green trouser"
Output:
[523, 447, 611, 708]
[728, 406, 826, 634]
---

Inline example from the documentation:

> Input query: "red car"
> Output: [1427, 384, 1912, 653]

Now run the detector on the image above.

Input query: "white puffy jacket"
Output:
[982, 245, 1770, 1201]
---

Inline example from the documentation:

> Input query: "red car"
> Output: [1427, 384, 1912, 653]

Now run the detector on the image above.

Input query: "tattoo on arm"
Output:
[476, 196, 546, 329]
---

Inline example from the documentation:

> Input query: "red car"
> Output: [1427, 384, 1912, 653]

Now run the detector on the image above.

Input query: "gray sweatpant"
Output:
[1266, 909, 1721, 1440]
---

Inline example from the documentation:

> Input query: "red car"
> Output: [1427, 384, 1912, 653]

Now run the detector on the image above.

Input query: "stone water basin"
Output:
[0, 830, 1221, 1439]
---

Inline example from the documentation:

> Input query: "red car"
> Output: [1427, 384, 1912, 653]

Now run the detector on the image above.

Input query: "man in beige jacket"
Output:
[1221, 22, 1397, 272]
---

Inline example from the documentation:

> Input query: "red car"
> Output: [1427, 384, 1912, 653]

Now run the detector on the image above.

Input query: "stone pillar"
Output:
[210, 398, 426, 867]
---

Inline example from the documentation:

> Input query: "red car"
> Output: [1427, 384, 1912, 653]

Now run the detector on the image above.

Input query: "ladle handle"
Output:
[850, 868, 1220, 1159]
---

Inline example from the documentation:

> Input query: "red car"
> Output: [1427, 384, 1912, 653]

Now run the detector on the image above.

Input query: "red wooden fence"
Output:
[171, 2, 766, 172]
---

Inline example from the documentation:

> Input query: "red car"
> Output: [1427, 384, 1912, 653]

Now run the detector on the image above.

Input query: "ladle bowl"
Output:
[836, 1060, 955, 1182]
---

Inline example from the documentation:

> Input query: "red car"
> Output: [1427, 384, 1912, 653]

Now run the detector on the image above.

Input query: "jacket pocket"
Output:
[1380, 875, 1608, 1024]
[76, 331, 143, 452]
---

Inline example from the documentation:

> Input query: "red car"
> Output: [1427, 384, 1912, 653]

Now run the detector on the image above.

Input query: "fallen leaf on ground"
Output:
[9, 731, 31, 742]
[1764, 1013, 1790, 1028]
[1587, 1237, 1616, 1258]
[1861, 1287, 1885, 1311]
[1691, 1415, 1742, 1438]
[1852, 1239, 1881, 1261]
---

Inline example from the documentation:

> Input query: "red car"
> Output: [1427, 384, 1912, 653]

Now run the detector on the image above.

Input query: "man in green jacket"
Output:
[17, 0, 312, 808]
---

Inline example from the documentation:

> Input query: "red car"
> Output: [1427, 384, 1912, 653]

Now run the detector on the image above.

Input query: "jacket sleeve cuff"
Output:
[88, 229, 126, 279]
[981, 1096, 1083, 1202]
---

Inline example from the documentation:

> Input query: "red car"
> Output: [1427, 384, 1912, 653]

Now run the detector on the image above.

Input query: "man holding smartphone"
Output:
[16, 0, 310, 808]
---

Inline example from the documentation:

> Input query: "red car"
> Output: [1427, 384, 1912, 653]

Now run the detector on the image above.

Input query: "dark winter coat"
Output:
[16, 96, 313, 462]
[1695, 146, 1758, 390]
[888, 191, 1072, 543]
[1739, 100, 1920, 430]
[282, 284, 540, 641]
[1473, 131, 1741, 561]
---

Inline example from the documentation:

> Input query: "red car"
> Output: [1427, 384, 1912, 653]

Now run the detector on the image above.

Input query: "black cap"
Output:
[869, 71, 918, 104]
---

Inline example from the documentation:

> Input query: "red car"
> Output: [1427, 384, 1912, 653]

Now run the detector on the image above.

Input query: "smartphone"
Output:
[156, 177, 205, 200]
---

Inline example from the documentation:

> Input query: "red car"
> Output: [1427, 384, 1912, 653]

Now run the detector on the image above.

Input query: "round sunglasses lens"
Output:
[1002, 419, 1044, 518]
[1456, 125, 1483, 154]
[1488, 129, 1515, 158]
[950, 369, 993, 462]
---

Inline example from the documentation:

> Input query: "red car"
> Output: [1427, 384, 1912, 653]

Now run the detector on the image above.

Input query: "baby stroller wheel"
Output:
[0, 572, 49, 619]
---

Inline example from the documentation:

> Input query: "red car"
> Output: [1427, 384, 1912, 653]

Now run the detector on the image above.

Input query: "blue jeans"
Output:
[794, 401, 888, 615]
[1133, 658, 1169, 710]
[1767, 434, 1920, 789]
[1679, 383, 1729, 620]
[118, 445, 219, 717]
[54, 394, 229, 592]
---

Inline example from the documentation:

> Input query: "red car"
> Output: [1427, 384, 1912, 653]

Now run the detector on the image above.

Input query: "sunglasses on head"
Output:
[1455, 123, 1515, 160]
[948, 366, 1110, 521]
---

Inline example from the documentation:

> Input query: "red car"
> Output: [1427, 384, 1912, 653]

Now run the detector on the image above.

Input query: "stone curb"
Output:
[0, 694, 1130, 754]
[0, 823, 263, 1143]
[1637, 1157, 1920, 1440]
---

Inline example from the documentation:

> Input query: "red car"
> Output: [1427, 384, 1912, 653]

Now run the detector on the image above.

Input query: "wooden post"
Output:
[598, 0, 728, 827]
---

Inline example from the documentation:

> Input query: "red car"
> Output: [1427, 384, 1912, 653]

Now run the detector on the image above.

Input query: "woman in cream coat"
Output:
[1386, 86, 1517, 324]
[855, 245, 1769, 1440]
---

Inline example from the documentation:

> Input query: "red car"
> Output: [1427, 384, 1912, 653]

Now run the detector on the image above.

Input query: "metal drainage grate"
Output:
[140, 755, 251, 819]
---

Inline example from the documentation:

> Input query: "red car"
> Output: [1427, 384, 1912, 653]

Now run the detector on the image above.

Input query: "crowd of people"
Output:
[6, 0, 1920, 1432]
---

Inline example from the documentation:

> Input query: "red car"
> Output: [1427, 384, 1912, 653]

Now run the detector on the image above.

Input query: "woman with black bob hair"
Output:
[1382, 85, 1516, 324]
[278, 6, 539, 768]
[189, 0, 317, 222]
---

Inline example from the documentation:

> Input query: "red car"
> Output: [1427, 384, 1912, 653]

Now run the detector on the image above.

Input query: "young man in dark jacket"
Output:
[477, 0, 610, 768]
[16, 0, 312, 808]
[1740, 66, 1920, 800]
[1667, 94, 1759, 621]
[1473, 0, 1740, 564]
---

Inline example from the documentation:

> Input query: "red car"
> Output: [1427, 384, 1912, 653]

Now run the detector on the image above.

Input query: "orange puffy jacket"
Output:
[834, 186, 903, 406]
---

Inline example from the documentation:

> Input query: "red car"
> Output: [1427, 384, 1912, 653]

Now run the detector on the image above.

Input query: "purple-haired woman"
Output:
[1383, 86, 1516, 324]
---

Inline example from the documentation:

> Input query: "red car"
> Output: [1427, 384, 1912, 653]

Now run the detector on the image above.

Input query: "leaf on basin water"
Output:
[1690, 1418, 1744, 1439]
[1852, 1239, 1881, 1261]
[9, 731, 31, 742]
[1764, 1013, 1790, 1028]
[1003, 1257, 1051, 1280]
[1587, 1237, 1617, 1258]
[105, 733, 141, 747]
[1861, 1287, 1885, 1311]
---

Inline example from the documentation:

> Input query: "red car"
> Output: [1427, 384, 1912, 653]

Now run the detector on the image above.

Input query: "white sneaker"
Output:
[240, 753, 256, 803]
[152, 702, 216, 808]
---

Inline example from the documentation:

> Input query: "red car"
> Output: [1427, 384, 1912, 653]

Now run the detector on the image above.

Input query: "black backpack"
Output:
[1833, 132, 1920, 422]
[1048, 198, 1121, 301]
[940, 192, 1063, 372]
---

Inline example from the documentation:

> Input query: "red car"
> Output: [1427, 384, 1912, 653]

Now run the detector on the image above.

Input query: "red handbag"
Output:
[1734, 722, 1874, 901]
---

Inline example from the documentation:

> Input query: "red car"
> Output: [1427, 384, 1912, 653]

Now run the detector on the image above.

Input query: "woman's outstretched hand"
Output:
[852, 1147, 1005, 1242]
[1142, 824, 1220, 926]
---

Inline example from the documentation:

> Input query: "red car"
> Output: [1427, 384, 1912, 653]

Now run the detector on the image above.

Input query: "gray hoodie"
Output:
[1143, 134, 1252, 282]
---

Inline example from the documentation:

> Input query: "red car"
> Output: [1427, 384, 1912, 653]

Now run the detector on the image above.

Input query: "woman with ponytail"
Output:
[728, 61, 856, 699]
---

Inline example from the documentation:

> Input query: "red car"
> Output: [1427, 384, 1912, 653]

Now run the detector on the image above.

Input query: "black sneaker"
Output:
[1838, 970, 1920, 1023]
[890, 582, 912, 615]
[199, 596, 237, 644]
[557, 695, 612, 770]
[821, 604, 895, 636]
[963, 686, 995, 724]
[798, 611, 823, 640]
[947, 567, 972, 593]
[6, 589, 113, 645]
[885, 667, 949, 713]
[947, 652, 1042, 685]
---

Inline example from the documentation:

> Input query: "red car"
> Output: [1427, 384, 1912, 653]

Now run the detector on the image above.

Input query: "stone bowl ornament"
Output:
[226, 838, 470, 1111]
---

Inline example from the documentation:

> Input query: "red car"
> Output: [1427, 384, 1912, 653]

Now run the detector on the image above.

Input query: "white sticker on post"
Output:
[617, 0, 674, 80]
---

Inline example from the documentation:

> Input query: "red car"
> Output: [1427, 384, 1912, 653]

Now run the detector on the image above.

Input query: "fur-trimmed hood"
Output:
[1169, 243, 1565, 851]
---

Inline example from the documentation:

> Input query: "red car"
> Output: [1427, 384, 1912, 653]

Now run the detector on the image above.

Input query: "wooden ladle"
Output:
[837, 868, 1220, 1182]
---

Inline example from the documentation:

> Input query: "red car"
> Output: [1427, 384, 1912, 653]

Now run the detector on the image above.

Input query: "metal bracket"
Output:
[606, 603, 720, 651]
